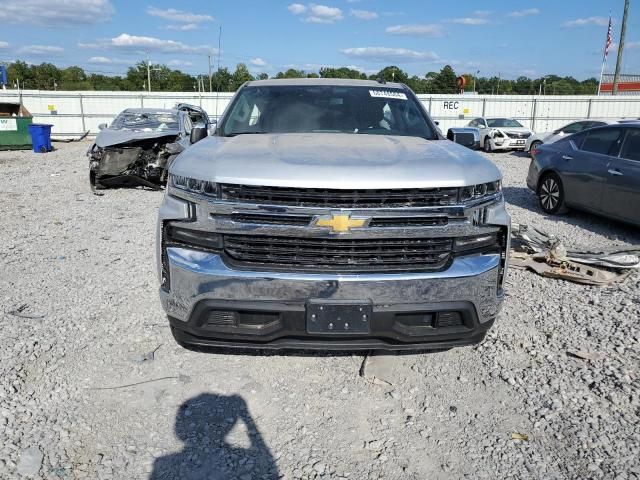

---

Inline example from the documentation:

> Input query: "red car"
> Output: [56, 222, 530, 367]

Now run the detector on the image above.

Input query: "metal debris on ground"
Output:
[567, 351, 604, 362]
[7, 304, 46, 319]
[134, 344, 162, 363]
[511, 433, 529, 441]
[510, 224, 639, 286]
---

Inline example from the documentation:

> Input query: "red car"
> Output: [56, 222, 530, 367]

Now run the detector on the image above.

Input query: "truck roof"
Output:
[244, 78, 406, 89]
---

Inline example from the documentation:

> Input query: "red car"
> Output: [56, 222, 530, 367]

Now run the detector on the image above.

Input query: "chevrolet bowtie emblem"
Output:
[313, 213, 371, 233]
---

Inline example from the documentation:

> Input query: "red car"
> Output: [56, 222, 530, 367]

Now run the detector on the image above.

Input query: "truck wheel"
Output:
[538, 173, 567, 214]
[484, 138, 493, 153]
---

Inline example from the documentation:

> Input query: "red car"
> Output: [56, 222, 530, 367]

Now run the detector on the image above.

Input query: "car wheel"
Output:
[538, 173, 568, 214]
[529, 140, 542, 154]
[484, 138, 492, 153]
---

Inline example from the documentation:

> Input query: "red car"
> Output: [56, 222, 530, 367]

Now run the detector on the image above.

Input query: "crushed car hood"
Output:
[170, 133, 501, 189]
[94, 128, 179, 148]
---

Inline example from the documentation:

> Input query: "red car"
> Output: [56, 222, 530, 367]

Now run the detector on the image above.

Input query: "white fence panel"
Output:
[1, 89, 638, 138]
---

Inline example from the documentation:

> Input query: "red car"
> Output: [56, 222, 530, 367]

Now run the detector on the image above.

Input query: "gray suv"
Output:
[156, 79, 510, 351]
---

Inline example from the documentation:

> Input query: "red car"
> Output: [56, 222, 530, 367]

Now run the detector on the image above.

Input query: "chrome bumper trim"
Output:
[160, 250, 503, 325]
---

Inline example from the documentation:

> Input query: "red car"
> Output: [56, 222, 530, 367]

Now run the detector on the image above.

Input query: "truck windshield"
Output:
[220, 85, 436, 139]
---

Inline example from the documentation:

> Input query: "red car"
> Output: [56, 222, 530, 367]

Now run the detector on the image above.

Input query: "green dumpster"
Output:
[0, 102, 33, 150]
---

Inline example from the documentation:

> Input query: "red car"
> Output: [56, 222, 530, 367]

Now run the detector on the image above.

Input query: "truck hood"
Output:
[95, 128, 179, 148]
[171, 133, 501, 189]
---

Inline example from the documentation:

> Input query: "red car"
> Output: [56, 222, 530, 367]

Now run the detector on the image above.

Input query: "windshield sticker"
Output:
[369, 90, 408, 100]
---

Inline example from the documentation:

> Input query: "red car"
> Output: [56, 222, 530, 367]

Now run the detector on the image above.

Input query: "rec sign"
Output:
[443, 101, 460, 110]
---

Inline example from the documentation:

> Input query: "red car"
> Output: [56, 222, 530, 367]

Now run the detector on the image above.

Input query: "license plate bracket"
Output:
[306, 301, 372, 334]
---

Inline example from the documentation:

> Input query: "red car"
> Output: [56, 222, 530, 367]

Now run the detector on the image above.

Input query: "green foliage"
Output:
[3, 59, 600, 95]
[275, 68, 306, 79]
[230, 63, 254, 91]
[320, 67, 366, 80]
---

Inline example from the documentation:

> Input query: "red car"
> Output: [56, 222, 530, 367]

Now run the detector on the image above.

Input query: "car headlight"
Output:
[453, 233, 500, 253]
[460, 180, 501, 202]
[170, 174, 218, 196]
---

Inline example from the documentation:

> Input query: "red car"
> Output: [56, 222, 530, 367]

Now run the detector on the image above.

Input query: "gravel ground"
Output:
[0, 142, 638, 480]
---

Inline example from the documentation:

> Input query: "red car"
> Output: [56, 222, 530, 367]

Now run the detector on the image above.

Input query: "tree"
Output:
[230, 63, 253, 91]
[371, 66, 409, 84]
[275, 68, 306, 79]
[433, 65, 457, 94]
[211, 67, 232, 91]
[256, 73, 269, 80]
[319, 67, 366, 80]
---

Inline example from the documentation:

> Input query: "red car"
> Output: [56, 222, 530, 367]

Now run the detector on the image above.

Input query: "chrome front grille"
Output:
[228, 213, 448, 228]
[220, 184, 460, 207]
[506, 132, 531, 139]
[223, 235, 453, 272]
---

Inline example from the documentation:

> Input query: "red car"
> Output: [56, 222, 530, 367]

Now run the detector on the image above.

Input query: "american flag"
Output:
[604, 16, 613, 58]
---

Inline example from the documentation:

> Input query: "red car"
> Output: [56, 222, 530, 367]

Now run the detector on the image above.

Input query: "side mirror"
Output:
[552, 129, 561, 135]
[208, 119, 218, 134]
[190, 127, 208, 144]
[98, 123, 107, 131]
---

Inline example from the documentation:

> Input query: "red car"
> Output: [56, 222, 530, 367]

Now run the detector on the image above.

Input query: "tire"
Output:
[484, 137, 493, 153]
[529, 140, 542, 154]
[538, 173, 568, 214]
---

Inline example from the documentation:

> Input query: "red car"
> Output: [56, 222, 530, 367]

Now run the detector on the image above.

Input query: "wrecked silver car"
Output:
[88, 105, 209, 190]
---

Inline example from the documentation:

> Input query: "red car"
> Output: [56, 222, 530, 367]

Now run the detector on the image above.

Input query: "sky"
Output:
[0, 0, 638, 80]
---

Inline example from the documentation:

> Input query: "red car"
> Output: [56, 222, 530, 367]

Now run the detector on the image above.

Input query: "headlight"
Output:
[170, 174, 218, 197]
[460, 180, 501, 202]
[454, 233, 499, 252]
[165, 225, 223, 251]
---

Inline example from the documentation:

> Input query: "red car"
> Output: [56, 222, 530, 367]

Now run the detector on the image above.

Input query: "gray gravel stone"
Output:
[0, 143, 638, 479]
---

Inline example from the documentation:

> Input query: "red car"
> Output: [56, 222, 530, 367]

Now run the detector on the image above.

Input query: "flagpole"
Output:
[597, 52, 607, 96]
[597, 11, 613, 96]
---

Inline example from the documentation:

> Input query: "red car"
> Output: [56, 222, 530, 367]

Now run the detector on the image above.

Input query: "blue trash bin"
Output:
[28, 124, 53, 153]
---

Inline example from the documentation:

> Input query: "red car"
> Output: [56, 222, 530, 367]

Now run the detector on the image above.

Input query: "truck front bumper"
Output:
[161, 250, 504, 351]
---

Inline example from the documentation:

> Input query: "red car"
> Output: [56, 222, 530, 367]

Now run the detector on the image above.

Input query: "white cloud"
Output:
[0, 0, 113, 26]
[306, 5, 343, 23]
[288, 3, 307, 15]
[0, 41, 9, 49]
[88, 56, 112, 64]
[18, 45, 64, 55]
[146, 6, 213, 23]
[385, 24, 444, 37]
[110, 33, 212, 54]
[250, 58, 268, 67]
[340, 47, 439, 62]
[507, 8, 540, 18]
[289, 4, 344, 23]
[563, 16, 609, 27]
[350, 9, 378, 20]
[165, 23, 199, 31]
[473, 10, 490, 17]
[167, 59, 193, 67]
[449, 17, 489, 25]
[78, 42, 102, 49]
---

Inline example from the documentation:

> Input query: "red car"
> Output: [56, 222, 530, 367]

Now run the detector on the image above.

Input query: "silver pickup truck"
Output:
[156, 79, 510, 351]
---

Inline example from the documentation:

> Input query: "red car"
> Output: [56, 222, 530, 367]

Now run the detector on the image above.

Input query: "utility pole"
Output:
[208, 54, 212, 93]
[613, 0, 630, 95]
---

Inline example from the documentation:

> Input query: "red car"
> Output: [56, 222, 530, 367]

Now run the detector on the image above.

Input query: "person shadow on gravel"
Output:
[150, 393, 279, 480]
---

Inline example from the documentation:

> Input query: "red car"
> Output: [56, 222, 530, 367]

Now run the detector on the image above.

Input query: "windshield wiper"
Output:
[225, 131, 268, 137]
